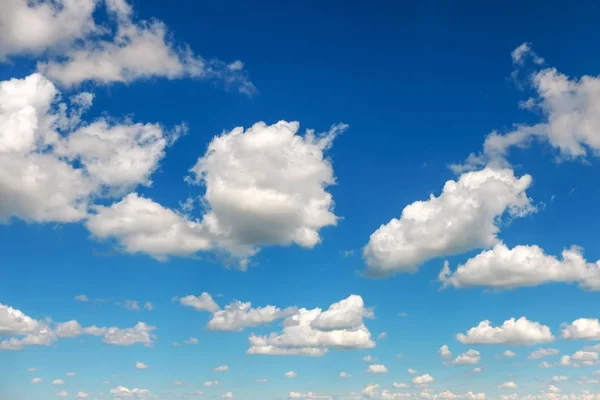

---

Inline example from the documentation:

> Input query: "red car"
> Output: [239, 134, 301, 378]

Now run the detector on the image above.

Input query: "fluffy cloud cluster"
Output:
[412, 374, 434, 385]
[363, 167, 534, 276]
[179, 292, 297, 332]
[0, 302, 155, 350]
[0, 73, 179, 224]
[247, 295, 375, 356]
[457, 317, 554, 345]
[109, 386, 151, 398]
[440, 243, 600, 291]
[88, 121, 346, 266]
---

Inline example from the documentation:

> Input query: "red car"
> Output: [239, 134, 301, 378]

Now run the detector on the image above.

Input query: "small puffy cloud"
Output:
[66, 372, 76, 377]
[412, 374, 434, 385]
[222, 393, 234, 399]
[367, 364, 388, 374]
[377, 332, 388, 341]
[102, 322, 156, 346]
[284, 371, 298, 378]
[393, 383, 408, 389]
[439, 345, 452, 359]
[207, 300, 297, 332]
[498, 382, 517, 389]
[31, 378, 42, 384]
[538, 361, 553, 369]
[363, 355, 375, 362]
[340, 372, 351, 379]
[144, 302, 153, 311]
[473, 368, 482, 373]
[135, 361, 148, 370]
[213, 365, 229, 372]
[457, 317, 554, 345]
[57, 391, 69, 397]
[122, 300, 140, 311]
[76, 392, 89, 399]
[453, 350, 481, 365]
[247, 294, 375, 356]
[203, 381, 220, 387]
[562, 319, 600, 340]
[511, 42, 544, 65]
[28, 368, 36, 372]
[184, 337, 198, 345]
[363, 167, 534, 276]
[408, 368, 418, 374]
[52, 380, 65, 385]
[528, 348, 560, 359]
[571, 351, 599, 362]
[439, 243, 600, 291]
[362, 384, 380, 398]
[74, 295, 89, 302]
[180, 293, 220, 313]
[109, 386, 151, 397]
[552, 376, 568, 382]
[503, 350, 517, 358]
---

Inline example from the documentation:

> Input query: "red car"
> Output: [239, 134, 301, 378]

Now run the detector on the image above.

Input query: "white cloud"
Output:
[498, 382, 517, 389]
[408, 368, 418, 374]
[439, 345, 452, 359]
[538, 361, 553, 369]
[213, 365, 229, 372]
[28, 368, 36, 372]
[473, 368, 482, 373]
[0, 303, 40, 335]
[222, 393, 234, 399]
[66, 372, 76, 377]
[340, 372, 351, 379]
[289, 392, 331, 400]
[552, 376, 568, 382]
[180, 293, 220, 313]
[256, 378, 268, 383]
[0, 0, 97, 60]
[185, 121, 346, 266]
[247, 295, 375, 356]
[184, 337, 198, 345]
[86, 121, 346, 266]
[135, 361, 148, 370]
[0, 73, 179, 224]
[503, 350, 517, 358]
[511, 43, 544, 65]
[144, 302, 153, 311]
[109, 386, 151, 398]
[102, 322, 156, 346]
[367, 364, 388, 374]
[362, 384, 380, 398]
[203, 381, 219, 387]
[363, 167, 534, 276]
[31, 378, 42, 384]
[284, 371, 297, 378]
[52, 379, 65, 385]
[377, 332, 388, 340]
[207, 300, 297, 332]
[457, 317, 554, 345]
[74, 295, 89, 302]
[571, 351, 599, 362]
[439, 243, 600, 291]
[453, 349, 481, 365]
[122, 300, 140, 311]
[562, 319, 600, 340]
[412, 374, 434, 385]
[393, 383, 408, 389]
[363, 355, 375, 362]
[528, 348, 560, 359]
[34, 0, 253, 93]
[76, 392, 89, 399]
[57, 391, 68, 397]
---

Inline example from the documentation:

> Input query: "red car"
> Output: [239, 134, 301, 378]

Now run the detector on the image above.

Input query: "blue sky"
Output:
[2, 1, 600, 400]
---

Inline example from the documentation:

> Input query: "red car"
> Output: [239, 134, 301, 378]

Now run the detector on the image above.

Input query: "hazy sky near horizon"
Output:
[3, 1, 600, 400]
